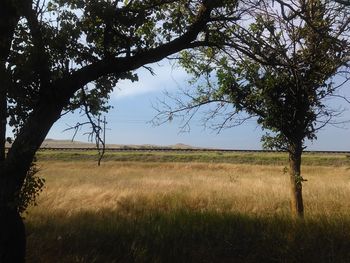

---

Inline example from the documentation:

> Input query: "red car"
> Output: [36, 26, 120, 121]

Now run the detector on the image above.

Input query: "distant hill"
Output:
[41, 139, 97, 148]
[5, 138, 197, 149]
[171, 143, 196, 149]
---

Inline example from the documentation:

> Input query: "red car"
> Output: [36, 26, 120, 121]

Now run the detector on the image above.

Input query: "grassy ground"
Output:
[25, 154, 350, 262]
[36, 150, 350, 166]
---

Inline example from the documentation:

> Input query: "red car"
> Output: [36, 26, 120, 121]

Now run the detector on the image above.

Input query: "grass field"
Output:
[25, 151, 350, 262]
[36, 150, 350, 166]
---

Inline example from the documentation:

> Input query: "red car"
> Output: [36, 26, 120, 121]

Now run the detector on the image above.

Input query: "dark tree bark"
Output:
[0, 0, 20, 161]
[0, 85, 66, 262]
[288, 142, 304, 218]
[0, 1, 24, 262]
[0, 203, 26, 263]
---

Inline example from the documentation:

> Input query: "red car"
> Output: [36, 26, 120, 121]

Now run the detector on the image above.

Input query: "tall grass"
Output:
[26, 161, 350, 262]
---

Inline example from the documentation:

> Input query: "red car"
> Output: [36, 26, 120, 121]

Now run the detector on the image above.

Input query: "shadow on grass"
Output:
[26, 210, 350, 263]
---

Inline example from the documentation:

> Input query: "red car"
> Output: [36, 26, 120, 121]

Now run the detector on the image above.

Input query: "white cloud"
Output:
[111, 61, 189, 100]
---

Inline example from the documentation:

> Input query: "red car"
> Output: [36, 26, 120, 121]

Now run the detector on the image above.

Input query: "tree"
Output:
[0, 0, 240, 261]
[154, 0, 350, 218]
[334, 0, 350, 6]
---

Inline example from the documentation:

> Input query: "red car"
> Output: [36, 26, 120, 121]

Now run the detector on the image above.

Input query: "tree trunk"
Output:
[0, 0, 20, 161]
[0, 96, 64, 262]
[0, 2, 26, 262]
[0, 206, 26, 263]
[288, 143, 304, 219]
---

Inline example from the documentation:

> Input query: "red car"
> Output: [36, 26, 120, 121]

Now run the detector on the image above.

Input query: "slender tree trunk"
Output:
[288, 142, 304, 218]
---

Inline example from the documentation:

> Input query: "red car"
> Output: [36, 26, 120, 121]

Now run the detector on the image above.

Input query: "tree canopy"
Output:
[5, 0, 237, 138]
[155, 0, 350, 217]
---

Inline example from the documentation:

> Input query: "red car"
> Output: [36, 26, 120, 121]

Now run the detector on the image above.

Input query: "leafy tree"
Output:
[0, 0, 239, 261]
[155, 0, 350, 218]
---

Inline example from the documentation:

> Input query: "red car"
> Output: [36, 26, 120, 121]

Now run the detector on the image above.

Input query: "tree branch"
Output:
[22, 2, 52, 91]
[57, 0, 225, 101]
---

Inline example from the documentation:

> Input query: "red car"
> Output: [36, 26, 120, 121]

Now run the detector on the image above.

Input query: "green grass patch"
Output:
[36, 150, 350, 166]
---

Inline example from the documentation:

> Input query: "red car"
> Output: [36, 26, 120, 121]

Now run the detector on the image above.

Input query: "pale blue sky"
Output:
[47, 60, 350, 150]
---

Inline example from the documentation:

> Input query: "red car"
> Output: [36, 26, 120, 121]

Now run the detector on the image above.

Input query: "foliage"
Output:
[153, 0, 350, 217]
[15, 160, 45, 214]
[5, 0, 239, 136]
[158, 0, 350, 153]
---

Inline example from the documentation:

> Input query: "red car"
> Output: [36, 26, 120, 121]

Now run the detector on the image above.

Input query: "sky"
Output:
[47, 60, 350, 150]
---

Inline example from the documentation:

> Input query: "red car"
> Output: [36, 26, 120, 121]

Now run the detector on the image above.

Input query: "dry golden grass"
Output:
[25, 160, 350, 262]
[28, 161, 350, 219]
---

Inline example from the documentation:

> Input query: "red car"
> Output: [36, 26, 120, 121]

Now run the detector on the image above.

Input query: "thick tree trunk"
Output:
[288, 143, 304, 218]
[0, 0, 20, 161]
[0, 2, 26, 262]
[0, 206, 26, 263]
[0, 99, 63, 262]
